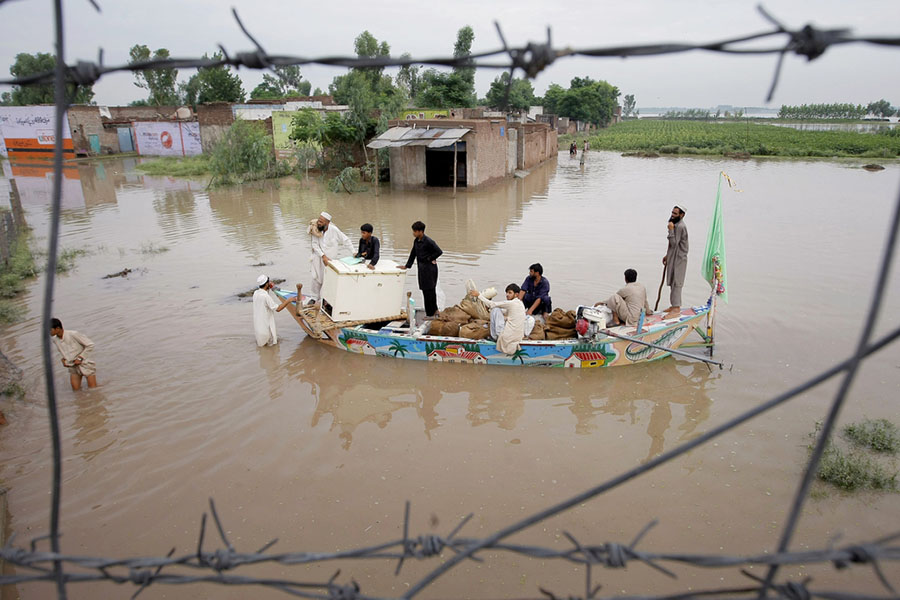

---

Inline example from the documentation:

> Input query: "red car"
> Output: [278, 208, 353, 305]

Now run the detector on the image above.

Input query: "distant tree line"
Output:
[542, 77, 620, 126]
[777, 102, 897, 120]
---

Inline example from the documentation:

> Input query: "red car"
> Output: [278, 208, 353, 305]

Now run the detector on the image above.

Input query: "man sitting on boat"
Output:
[595, 268, 651, 327]
[469, 284, 527, 355]
[354, 223, 380, 270]
[519, 263, 552, 322]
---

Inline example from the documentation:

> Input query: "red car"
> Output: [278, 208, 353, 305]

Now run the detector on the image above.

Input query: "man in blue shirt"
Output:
[519, 262, 551, 320]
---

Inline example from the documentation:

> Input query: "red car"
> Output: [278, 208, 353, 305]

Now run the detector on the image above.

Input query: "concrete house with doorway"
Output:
[368, 118, 557, 189]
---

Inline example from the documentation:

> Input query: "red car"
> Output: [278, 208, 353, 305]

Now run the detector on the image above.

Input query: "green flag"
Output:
[702, 172, 728, 302]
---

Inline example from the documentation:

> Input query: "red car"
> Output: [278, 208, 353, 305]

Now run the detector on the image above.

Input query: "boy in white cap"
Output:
[253, 275, 293, 347]
[307, 211, 353, 303]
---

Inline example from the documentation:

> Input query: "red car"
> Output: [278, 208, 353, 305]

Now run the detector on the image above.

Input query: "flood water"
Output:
[1, 152, 899, 599]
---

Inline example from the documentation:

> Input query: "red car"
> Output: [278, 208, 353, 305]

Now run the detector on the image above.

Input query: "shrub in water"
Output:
[210, 120, 290, 186]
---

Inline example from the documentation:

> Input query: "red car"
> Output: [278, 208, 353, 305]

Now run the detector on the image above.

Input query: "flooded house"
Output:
[368, 118, 557, 189]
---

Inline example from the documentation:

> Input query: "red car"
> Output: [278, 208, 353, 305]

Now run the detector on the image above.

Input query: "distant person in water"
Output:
[49, 318, 97, 390]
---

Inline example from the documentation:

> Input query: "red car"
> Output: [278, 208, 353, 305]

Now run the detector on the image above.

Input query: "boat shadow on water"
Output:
[282, 337, 718, 456]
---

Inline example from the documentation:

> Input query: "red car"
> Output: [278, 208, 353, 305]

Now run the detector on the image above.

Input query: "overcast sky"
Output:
[1, 0, 898, 109]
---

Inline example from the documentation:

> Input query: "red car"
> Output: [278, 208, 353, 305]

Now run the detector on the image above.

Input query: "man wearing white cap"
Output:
[253, 275, 293, 347]
[308, 211, 353, 302]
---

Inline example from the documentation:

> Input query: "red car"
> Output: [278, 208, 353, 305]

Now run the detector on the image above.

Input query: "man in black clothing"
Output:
[355, 223, 380, 270]
[399, 221, 443, 316]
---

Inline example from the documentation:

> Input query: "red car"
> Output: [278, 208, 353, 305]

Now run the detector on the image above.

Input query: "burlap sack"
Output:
[429, 319, 460, 337]
[546, 308, 576, 329]
[545, 326, 576, 340]
[459, 321, 491, 340]
[528, 322, 546, 340]
[459, 295, 491, 321]
[441, 305, 471, 323]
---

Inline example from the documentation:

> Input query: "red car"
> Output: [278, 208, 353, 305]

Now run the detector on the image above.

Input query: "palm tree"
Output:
[389, 340, 408, 358]
[511, 348, 528, 365]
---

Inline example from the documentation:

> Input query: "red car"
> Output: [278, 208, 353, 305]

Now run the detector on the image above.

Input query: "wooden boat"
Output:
[274, 281, 719, 369]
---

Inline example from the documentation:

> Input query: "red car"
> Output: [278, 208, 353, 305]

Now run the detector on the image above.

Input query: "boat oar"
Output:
[600, 327, 725, 369]
[653, 262, 666, 311]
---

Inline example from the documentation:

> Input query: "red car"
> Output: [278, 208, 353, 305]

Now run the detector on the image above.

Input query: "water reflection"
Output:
[208, 181, 283, 254]
[72, 391, 114, 462]
[570, 360, 715, 461]
[284, 333, 714, 454]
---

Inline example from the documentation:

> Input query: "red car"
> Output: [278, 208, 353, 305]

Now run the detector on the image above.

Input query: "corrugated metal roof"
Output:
[367, 126, 470, 149]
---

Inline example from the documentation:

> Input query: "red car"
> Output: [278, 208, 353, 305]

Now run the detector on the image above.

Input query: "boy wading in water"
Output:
[49, 318, 98, 390]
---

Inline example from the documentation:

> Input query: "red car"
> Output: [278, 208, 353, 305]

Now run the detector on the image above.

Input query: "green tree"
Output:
[542, 83, 565, 115]
[328, 31, 405, 161]
[484, 72, 535, 110]
[623, 94, 636, 117]
[128, 44, 179, 105]
[7, 52, 94, 105]
[867, 99, 896, 118]
[396, 53, 421, 101]
[556, 77, 620, 126]
[182, 52, 245, 106]
[250, 66, 311, 99]
[415, 26, 476, 108]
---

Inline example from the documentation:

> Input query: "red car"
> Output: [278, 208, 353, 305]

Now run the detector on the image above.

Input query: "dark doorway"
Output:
[425, 142, 466, 187]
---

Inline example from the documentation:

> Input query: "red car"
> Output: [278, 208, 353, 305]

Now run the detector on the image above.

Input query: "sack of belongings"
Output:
[458, 295, 491, 321]
[441, 305, 471, 323]
[545, 324, 576, 340]
[428, 319, 460, 337]
[546, 308, 576, 329]
[528, 321, 546, 340]
[459, 320, 491, 340]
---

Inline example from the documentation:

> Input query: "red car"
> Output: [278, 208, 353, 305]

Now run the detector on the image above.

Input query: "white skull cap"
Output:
[257, 274, 269, 286]
[320, 211, 332, 221]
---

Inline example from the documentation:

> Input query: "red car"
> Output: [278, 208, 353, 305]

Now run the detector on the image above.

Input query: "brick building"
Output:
[369, 118, 556, 189]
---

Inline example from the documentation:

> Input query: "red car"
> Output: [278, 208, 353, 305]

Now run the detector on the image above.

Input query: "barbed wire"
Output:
[2, 1, 900, 600]
[2, 5, 900, 103]
[2, 498, 899, 599]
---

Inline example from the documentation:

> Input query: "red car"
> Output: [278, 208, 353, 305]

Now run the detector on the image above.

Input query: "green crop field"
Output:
[583, 120, 900, 158]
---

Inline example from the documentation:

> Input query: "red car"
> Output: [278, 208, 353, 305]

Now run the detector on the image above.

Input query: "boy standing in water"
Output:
[49, 318, 98, 390]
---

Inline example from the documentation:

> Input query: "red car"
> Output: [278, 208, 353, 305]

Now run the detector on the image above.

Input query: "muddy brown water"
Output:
[1, 153, 899, 599]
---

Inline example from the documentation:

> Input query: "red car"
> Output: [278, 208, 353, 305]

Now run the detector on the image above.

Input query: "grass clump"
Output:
[1, 382, 25, 399]
[139, 241, 170, 255]
[135, 155, 211, 177]
[55, 247, 88, 273]
[810, 421, 899, 493]
[844, 418, 900, 454]
[0, 234, 38, 323]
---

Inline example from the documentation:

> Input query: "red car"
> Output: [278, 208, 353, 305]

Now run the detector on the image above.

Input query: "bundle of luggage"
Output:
[427, 300, 578, 342]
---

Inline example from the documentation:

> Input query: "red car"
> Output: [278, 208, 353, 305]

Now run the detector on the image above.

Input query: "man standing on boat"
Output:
[399, 221, 443, 317]
[519, 263, 552, 322]
[662, 205, 689, 317]
[253, 275, 294, 347]
[308, 211, 353, 303]
[596, 268, 651, 326]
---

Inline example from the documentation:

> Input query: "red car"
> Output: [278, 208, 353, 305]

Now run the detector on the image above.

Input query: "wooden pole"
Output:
[374, 150, 379, 197]
[453, 143, 458, 194]
[653, 262, 667, 311]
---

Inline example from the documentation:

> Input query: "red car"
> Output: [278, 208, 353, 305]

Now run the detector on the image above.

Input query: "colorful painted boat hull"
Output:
[278, 289, 711, 368]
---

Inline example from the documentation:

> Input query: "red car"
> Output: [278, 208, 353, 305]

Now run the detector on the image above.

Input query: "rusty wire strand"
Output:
[2, 1, 900, 599]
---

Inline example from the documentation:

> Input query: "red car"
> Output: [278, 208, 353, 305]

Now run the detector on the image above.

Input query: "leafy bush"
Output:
[209, 119, 291, 186]
[328, 167, 366, 193]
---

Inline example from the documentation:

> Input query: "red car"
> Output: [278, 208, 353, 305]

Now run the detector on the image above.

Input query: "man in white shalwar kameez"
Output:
[253, 275, 293, 347]
[469, 284, 528, 356]
[308, 211, 354, 302]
